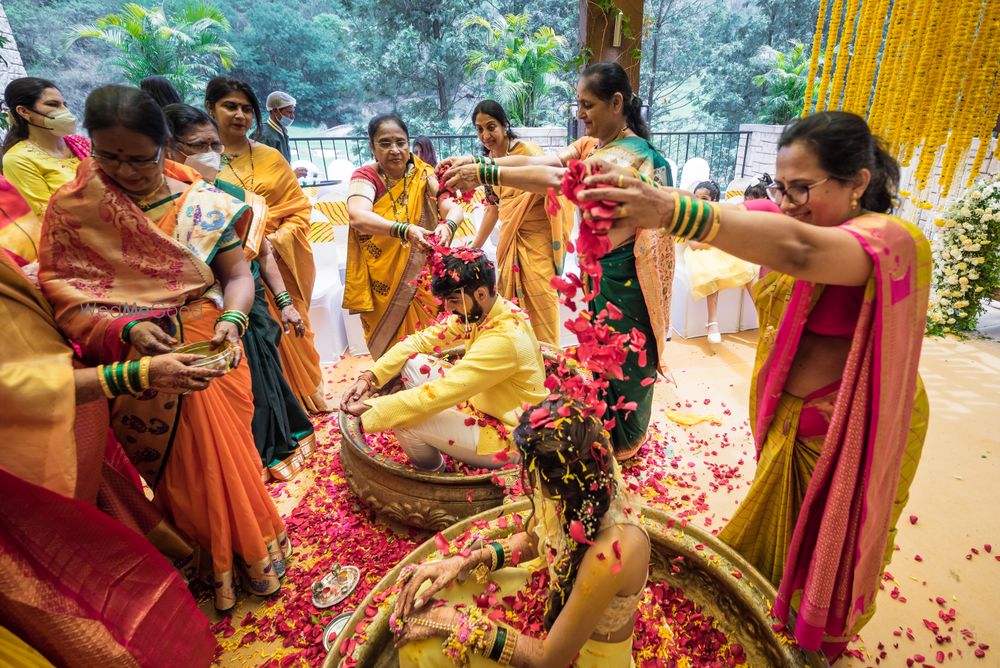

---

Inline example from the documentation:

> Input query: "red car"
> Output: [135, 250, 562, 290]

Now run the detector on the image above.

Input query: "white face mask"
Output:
[278, 113, 294, 128]
[38, 108, 77, 137]
[184, 151, 222, 180]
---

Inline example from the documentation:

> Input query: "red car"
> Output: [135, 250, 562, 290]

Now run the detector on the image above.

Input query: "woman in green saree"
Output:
[441, 62, 674, 459]
[163, 103, 316, 482]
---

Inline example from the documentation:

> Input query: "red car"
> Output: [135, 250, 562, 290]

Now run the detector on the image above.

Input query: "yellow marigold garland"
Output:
[807, 0, 1000, 198]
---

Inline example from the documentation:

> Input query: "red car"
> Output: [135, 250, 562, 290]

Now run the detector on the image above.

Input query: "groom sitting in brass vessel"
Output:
[341, 248, 548, 470]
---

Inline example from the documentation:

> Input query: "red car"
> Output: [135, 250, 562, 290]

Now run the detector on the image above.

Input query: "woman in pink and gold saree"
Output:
[577, 111, 931, 663]
[38, 85, 289, 614]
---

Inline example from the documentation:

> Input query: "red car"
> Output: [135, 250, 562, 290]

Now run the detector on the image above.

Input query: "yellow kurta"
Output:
[361, 297, 547, 455]
[2, 141, 81, 222]
[494, 140, 569, 345]
[219, 142, 329, 413]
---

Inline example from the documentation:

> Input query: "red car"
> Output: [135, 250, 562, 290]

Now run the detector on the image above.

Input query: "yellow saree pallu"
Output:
[719, 214, 931, 655]
[495, 141, 570, 345]
[344, 158, 440, 359]
[220, 143, 329, 412]
[39, 159, 290, 611]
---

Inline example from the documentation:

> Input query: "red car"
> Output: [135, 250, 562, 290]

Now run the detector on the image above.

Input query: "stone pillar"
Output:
[0, 1, 27, 93]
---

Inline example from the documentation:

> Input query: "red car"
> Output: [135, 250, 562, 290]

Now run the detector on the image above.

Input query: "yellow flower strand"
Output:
[828, 0, 863, 109]
[803, 0, 831, 116]
[815, 0, 846, 110]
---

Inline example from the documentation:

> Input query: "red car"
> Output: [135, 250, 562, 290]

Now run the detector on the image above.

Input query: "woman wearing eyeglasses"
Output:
[575, 111, 930, 662]
[345, 113, 464, 359]
[163, 103, 316, 482]
[206, 76, 329, 414]
[0, 78, 90, 263]
[38, 85, 290, 614]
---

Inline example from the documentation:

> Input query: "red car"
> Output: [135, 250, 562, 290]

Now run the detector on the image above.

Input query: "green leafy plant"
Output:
[66, 0, 236, 102]
[752, 40, 815, 125]
[926, 175, 1000, 336]
[464, 12, 572, 126]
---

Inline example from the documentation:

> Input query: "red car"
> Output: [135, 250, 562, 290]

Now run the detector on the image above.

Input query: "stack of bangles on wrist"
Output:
[472, 539, 512, 584]
[404, 605, 517, 666]
[662, 191, 722, 243]
[273, 290, 294, 309]
[97, 357, 153, 398]
[390, 221, 411, 240]
[444, 219, 459, 235]
[475, 160, 501, 187]
[216, 309, 249, 336]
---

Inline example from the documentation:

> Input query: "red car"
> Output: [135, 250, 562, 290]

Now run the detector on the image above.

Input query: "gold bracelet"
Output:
[499, 628, 518, 665]
[500, 540, 513, 569]
[96, 364, 115, 399]
[139, 356, 152, 391]
[404, 616, 453, 633]
[664, 190, 682, 236]
[701, 203, 722, 243]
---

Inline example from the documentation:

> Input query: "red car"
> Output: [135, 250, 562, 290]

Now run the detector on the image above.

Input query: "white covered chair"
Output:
[679, 157, 711, 192]
[665, 158, 678, 187]
[724, 177, 753, 202]
[316, 159, 357, 201]
[670, 242, 758, 339]
[308, 242, 348, 363]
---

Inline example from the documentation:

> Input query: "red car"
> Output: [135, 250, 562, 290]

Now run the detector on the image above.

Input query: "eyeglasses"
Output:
[177, 139, 224, 153]
[375, 140, 408, 151]
[91, 146, 162, 170]
[765, 177, 834, 207]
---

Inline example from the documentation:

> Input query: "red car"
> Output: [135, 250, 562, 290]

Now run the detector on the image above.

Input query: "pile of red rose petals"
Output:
[434, 163, 476, 204]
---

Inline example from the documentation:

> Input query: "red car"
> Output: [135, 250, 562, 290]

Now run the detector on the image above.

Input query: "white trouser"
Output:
[393, 355, 513, 471]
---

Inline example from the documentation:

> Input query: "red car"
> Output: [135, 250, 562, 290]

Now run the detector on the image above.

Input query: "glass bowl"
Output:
[173, 340, 235, 372]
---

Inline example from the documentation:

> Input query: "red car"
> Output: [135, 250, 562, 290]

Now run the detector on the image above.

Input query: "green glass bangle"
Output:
[113, 361, 132, 395]
[489, 625, 507, 661]
[490, 541, 505, 570]
[103, 364, 121, 396]
[127, 360, 142, 393]
[120, 319, 141, 344]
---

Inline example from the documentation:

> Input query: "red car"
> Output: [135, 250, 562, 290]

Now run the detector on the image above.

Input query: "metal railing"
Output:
[648, 131, 753, 187]
[289, 131, 753, 188]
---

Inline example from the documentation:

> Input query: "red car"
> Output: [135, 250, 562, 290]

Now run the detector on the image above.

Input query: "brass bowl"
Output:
[340, 343, 573, 530]
[173, 339, 235, 372]
[325, 501, 828, 667]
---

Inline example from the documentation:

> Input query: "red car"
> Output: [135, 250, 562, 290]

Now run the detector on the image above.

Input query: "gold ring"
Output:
[617, 174, 625, 188]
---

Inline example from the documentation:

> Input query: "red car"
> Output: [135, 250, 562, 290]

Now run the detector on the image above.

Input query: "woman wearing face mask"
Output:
[466, 100, 571, 346]
[0, 78, 89, 262]
[576, 111, 930, 662]
[38, 85, 291, 613]
[441, 62, 674, 461]
[206, 76, 329, 413]
[163, 103, 316, 481]
[345, 113, 465, 359]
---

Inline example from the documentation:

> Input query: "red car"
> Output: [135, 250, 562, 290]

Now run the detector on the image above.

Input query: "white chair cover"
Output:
[679, 157, 711, 192]
[308, 242, 349, 363]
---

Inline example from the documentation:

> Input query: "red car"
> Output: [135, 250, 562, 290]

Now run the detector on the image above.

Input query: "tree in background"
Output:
[65, 1, 236, 102]
[752, 40, 815, 125]
[464, 12, 572, 126]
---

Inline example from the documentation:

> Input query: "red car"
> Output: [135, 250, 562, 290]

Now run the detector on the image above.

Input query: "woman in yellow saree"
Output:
[392, 398, 649, 667]
[577, 111, 930, 663]
[38, 85, 290, 614]
[442, 63, 674, 460]
[345, 113, 466, 359]
[468, 100, 571, 345]
[206, 76, 329, 413]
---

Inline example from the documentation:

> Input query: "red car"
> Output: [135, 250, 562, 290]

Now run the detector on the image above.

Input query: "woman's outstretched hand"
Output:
[576, 159, 674, 232]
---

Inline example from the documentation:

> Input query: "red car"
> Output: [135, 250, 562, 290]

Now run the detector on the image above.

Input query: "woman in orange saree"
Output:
[345, 113, 465, 359]
[38, 85, 289, 613]
[207, 76, 329, 413]
[578, 111, 931, 662]
[468, 100, 570, 345]
[1, 202, 217, 665]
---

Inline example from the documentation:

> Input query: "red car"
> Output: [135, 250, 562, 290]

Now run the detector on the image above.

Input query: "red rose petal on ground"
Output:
[909, 514, 919, 525]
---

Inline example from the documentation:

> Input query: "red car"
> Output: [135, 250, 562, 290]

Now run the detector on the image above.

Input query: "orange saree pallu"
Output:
[38, 159, 290, 611]
[344, 157, 440, 359]
[494, 140, 570, 345]
[220, 144, 329, 412]
[0, 176, 42, 266]
[720, 214, 931, 656]
[0, 250, 215, 666]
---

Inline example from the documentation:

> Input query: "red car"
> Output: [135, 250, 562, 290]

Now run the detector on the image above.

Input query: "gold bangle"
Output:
[96, 364, 115, 399]
[501, 540, 513, 569]
[499, 628, 517, 665]
[139, 356, 152, 391]
[114, 362, 135, 395]
[701, 204, 722, 243]
[665, 190, 682, 235]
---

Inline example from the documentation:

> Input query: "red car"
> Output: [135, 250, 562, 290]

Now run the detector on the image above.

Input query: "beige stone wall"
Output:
[0, 1, 27, 92]
[513, 126, 567, 151]
[735, 122, 1000, 237]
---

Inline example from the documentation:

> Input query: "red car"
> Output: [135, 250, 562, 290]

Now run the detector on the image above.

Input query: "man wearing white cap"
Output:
[261, 90, 296, 161]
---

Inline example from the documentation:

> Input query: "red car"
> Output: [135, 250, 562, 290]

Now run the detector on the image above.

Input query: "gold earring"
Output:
[851, 194, 859, 210]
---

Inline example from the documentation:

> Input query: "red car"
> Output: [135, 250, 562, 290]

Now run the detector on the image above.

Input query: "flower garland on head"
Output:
[926, 174, 1000, 336]
[513, 397, 617, 630]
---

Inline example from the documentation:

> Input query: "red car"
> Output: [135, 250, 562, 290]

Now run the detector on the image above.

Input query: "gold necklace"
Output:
[132, 175, 168, 209]
[379, 164, 410, 223]
[26, 138, 73, 160]
[222, 141, 255, 190]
